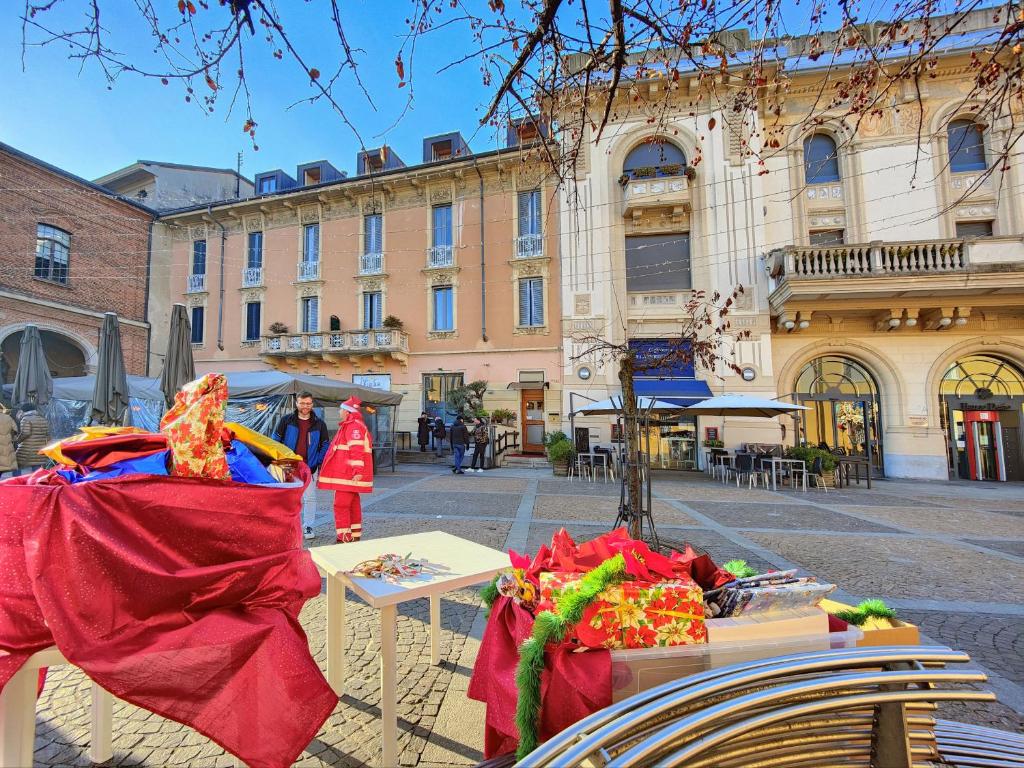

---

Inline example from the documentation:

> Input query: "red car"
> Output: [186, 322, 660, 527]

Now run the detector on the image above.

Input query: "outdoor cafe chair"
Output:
[807, 455, 831, 493]
[727, 453, 759, 488]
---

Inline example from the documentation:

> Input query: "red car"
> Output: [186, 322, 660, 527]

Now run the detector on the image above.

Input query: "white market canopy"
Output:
[571, 396, 685, 417]
[682, 394, 808, 418]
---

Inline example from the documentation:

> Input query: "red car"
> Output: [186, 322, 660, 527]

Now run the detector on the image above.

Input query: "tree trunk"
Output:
[619, 354, 642, 539]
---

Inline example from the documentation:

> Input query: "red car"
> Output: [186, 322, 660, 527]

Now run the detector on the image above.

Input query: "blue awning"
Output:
[633, 378, 712, 408]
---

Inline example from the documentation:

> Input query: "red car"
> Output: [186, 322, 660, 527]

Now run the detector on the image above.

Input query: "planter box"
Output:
[551, 460, 569, 477]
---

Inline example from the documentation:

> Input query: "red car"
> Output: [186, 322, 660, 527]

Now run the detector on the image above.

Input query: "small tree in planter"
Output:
[446, 380, 488, 419]
[491, 408, 516, 426]
[268, 322, 288, 335]
[544, 432, 574, 477]
[382, 315, 404, 331]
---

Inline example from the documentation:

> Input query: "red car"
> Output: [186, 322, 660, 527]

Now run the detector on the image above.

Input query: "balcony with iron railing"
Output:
[426, 245, 454, 268]
[359, 252, 384, 275]
[766, 236, 1024, 313]
[515, 233, 544, 259]
[260, 329, 410, 364]
[297, 260, 321, 282]
[186, 273, 206, 293]
[242, 266, 263, 288]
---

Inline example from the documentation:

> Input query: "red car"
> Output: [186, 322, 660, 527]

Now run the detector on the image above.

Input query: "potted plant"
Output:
[268, 322, 288, 334]
[684, 165, 697, 181]
[491, 408, 516, 426]
[546, 437, 575, 477]
[617, 173, 631, 187]
[785, 445, 838, 487]
[382, 315, 404, 331]
[704, 438, 724, 448]
[660, 162, 683, 177]
[632, 166, 656, 178]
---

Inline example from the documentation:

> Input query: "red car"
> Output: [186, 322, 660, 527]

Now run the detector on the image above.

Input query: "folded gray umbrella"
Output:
[12, 325, 53, 406]
[91, 312, 130, 425]
[160, 303, 196, 408]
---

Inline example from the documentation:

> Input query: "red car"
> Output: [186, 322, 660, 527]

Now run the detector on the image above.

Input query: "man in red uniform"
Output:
[317, 396, 373, 542]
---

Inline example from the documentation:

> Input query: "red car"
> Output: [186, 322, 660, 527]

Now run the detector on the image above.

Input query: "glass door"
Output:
[521, 390, 546, 453]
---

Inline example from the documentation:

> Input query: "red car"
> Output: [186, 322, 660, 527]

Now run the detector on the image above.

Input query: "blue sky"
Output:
[0, 1, 505, 181]
[0, 0, 973, 183]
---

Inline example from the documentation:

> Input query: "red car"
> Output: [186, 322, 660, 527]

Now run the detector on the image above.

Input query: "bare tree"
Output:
[571, 287, 749, 540]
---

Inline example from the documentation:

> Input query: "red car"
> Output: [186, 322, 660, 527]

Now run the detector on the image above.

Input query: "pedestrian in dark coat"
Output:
[470, 417, 489, 472]
[416, 412, 432, 452]
[449, 416, 470, 474]
[432, 417, 447, 456]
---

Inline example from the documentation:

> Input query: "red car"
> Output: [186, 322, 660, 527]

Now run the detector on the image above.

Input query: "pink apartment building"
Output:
[158, 128, 561, 453]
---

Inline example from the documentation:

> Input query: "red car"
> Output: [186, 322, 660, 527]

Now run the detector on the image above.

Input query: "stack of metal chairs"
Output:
[504, 646, 1023, 768]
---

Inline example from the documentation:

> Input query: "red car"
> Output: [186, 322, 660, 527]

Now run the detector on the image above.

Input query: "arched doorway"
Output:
[0, 329, 88, 386]
[939, 354, 1024, 481]
[794, 355, 884, 475]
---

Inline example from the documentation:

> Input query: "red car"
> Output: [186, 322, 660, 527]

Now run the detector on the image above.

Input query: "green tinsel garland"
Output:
[480, 574, 501, 617]
[833, 598, 897, 626]
[723, 559, 757, 578]
[513, 554, 626, 759]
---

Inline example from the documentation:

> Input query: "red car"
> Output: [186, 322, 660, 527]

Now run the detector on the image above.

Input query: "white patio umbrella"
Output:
[571, 396, 685, 417]
[682, 394, 808, 417]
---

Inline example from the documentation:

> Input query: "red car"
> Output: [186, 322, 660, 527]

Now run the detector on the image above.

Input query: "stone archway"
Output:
[0, 327, 90, 385]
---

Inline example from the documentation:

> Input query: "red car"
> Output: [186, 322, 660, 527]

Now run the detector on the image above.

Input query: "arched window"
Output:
[803, 134, 840, 184]
[622, 139, 686, 179]
[940, 355, 1024, 398]
[946, 119, 986, 173]
[794, 355, 883, 470]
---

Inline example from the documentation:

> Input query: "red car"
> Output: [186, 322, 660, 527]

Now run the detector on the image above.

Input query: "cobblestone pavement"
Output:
[30, 467, 1024, 766]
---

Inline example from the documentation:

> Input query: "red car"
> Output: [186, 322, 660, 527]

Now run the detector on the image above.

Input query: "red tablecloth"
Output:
[0, 467, 336, 768]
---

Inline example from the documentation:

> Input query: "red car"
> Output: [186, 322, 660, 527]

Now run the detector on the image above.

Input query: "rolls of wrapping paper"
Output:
[704, 570, 835, 618]
[41, 426, 153, 466]
[224, 422, 300, 463]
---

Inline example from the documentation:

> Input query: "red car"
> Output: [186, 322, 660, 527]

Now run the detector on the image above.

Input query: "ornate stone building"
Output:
[558, 5, 1024, 480]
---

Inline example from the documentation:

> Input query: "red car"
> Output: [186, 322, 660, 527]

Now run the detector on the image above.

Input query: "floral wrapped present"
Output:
[540, 571, 706, 649]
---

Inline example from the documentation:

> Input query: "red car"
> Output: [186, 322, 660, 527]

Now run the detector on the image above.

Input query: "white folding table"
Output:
[310, 531, 509, 767]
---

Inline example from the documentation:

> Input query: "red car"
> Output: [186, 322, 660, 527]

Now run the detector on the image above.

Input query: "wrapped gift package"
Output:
[820, 599, 920, 647]
[540, 571, 706, 649]
[609, 609, 862, 702]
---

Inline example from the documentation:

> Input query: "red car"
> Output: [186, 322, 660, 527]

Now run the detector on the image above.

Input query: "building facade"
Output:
[95, 160, 254, 212]
[0, 142, 154, 385]
[559, 6, 1024, 480]
[158, 132, 562, 447]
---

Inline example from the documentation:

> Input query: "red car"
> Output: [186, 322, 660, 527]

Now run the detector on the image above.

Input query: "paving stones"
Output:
[364, 490, 521, 518]
[531, 494, 698, 526]
[829, 505, 1024, 537]
[688, 501, 901, 533]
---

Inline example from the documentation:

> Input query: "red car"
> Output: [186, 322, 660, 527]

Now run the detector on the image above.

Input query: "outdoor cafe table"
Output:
[835, 455, 873, 489]
[310, 531, 509, 766]
[768, 457, 807, 491]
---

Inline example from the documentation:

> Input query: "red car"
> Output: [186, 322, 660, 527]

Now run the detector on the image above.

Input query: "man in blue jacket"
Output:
[273, 392, 331, 539]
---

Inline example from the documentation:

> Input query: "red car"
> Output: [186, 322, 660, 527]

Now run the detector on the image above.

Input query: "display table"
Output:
[310, 532, 509, 766]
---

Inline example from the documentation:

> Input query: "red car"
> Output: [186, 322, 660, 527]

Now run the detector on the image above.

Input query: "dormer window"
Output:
[303, 166, 321, 185]
[258, 176, 277, 194]
[431, 141, 453, 162]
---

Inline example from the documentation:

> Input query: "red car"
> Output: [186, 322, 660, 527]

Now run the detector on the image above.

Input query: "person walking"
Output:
[432, 416, 447, 456]
[14, 403, 49, 476]
[449, 416, 470, 475]
[0, 405, 18, 478]
[318, 397, 373, 542]
[416, 412, 432, 452]
[273, 392, 331, 540]
[470, 417, 489, 472]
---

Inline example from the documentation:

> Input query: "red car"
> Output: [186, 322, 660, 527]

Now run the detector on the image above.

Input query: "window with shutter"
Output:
[303, 223, 319, 262]
[518, 190, 541, 236]
[364, 214, 382, 254]
[191, 306, 204, 344]
[432, 205, 452, 247]
[518, 278, 544, 327]
[803, 134, 841, 184]
[245, 301, 261, 341]
[192, 240, 207, 275]
[432, 286, 454, 331]
[363, 292, 383, 329]
[301, 297, 319, 332]
[247, 232, 263, 269]
[625, 234, 691, 291]
[947, 120, 986, 172]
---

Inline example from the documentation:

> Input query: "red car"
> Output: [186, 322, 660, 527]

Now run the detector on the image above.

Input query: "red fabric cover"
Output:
[467, 596, 612, 759]
[0, 466, 336, 768]
[58, 433, 168, 469]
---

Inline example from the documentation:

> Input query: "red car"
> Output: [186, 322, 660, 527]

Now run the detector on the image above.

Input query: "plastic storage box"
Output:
[609, 609, 863, 702]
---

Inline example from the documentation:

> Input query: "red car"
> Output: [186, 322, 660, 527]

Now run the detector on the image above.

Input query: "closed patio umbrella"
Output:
[91, 312, 130, 425]
[160, 303, 196, 408]
[12, 325, 52, 406]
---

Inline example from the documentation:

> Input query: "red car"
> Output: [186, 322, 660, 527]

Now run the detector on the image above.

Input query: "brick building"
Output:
[0, 142, 154, 385]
